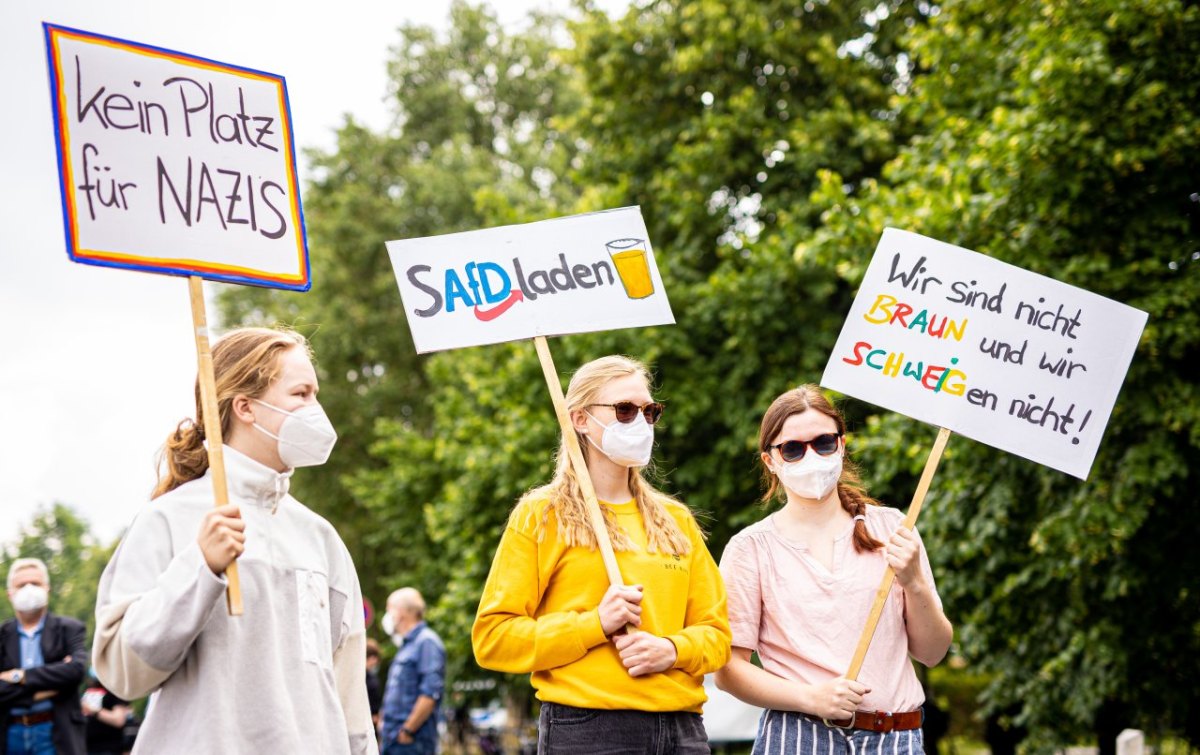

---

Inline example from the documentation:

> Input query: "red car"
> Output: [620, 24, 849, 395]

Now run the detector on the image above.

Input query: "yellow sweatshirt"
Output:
[472, 496, 731, 713]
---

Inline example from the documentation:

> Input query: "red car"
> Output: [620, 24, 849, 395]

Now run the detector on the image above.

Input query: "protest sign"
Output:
[386, 206, 675, 353]
[387, 208, 674, 597]
[41, 24, 317, 613]
[44, 23, 309, 290]
[819, 228, 1147, 691]
[822, 228, 1147, 480]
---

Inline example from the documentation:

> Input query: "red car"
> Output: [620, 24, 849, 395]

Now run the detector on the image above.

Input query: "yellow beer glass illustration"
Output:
[606, 238, 655, 299]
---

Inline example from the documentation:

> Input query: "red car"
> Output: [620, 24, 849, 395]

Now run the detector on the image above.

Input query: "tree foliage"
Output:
[804, 0, 1200, 746]
[218, 0, 1199, 746]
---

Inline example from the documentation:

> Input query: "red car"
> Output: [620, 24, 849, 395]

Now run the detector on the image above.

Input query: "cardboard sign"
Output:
[386, 207, 675, 353]
[44, 23, 310, 290]
[822, 229, 1147, 479]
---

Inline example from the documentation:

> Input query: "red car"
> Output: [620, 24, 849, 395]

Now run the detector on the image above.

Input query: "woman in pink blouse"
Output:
[715, 385, 952, 755]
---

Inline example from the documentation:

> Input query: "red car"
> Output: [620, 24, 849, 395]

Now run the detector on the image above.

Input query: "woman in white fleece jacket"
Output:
[92, 327, 377, 755]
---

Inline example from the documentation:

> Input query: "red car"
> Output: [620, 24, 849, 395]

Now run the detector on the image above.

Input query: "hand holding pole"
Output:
[188, 276, 244, 616]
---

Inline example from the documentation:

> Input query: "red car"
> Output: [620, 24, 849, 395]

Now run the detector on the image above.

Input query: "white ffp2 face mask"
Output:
[777, 450, 843, 501]
[585, 411, 654, 468]
[380, 612, 404, 646]
[11, 584, 49, 614]
[252, 400, 338, 468]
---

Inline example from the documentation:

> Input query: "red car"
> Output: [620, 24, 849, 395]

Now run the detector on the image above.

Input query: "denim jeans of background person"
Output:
[1, 557, 88, 755]
[380, 588, 446, 755]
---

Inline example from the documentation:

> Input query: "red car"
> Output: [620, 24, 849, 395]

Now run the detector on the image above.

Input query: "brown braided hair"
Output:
[757, 385, 884, 553]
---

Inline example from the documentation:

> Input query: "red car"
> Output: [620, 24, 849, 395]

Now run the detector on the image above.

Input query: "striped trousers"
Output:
[751, 710, 925, 755]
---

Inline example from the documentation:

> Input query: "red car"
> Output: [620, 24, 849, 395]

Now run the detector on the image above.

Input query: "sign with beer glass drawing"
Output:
[386, 207, 675, 353]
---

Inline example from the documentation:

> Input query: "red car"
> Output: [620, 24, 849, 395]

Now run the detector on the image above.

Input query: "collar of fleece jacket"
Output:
[219, 444, 294, 512]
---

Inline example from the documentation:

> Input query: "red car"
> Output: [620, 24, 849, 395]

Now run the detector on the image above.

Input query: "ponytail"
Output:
[153, 419, 209, 498]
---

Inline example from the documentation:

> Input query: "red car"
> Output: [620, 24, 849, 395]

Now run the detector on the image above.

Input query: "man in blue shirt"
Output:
[1, 558, 87, 755]
[380, 588, 445, 755]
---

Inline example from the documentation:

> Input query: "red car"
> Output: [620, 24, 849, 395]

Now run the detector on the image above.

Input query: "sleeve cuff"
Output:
[578, 609, 609, 649]
[666, 632, 696, 672]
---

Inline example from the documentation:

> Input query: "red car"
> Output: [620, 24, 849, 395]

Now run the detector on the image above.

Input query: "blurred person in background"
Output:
[379, 589, 445, 755]
[1, 557, 87, 755]
[80, 669, 130, 755]
[365, 639, 383, 733]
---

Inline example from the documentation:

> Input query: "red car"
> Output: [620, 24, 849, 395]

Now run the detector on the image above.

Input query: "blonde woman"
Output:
[92, 328, 376, 755]
[715, 386, 952, 754]
[472, 355, 731, 754]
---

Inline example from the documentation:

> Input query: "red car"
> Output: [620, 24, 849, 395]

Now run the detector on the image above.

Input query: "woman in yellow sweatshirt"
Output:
[472, 355, 731, 753]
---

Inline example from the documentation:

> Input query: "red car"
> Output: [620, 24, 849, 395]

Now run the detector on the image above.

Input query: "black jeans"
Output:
[538, 702, 709, 755]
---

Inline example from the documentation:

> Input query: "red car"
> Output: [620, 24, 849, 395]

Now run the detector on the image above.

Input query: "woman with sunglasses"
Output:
[715, 385, 951, 754]
[473, 355, 731, 754]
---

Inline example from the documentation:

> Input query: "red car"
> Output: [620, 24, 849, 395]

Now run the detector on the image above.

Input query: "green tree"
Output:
[1, 504, 116, 637]
[803, 0, 1200, 747]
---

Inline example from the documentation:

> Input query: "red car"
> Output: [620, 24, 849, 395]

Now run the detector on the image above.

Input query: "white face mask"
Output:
[776, 450, 843, 501]
[585, 410, 654, 468]
[11, 584, 49, 614]
[380, 611, 403, 646]
[252, 399, 338, 468]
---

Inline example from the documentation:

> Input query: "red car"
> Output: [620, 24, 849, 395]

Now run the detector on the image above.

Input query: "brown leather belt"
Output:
[9, 710, 54, 726]
[830, 709, 923, 733]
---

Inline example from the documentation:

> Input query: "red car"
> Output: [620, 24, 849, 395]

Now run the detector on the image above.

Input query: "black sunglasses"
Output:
[588, 401, 664, 425]
[769, 432, 843, 462]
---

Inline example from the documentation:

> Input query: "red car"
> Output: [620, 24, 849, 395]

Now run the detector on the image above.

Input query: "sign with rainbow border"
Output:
[43, 23, 310, 290]
[821, 228, 1147, 480]
[386, 207, 675, 353]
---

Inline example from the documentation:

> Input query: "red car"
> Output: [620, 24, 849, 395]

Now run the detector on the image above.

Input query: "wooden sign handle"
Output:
[188, 276, 244, 616]
[843, 426, 951, 680]
[532, 336, 629, 594]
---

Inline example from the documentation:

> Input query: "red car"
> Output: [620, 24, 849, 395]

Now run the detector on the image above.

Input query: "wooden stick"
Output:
[532, 336, 626, 588]
[844, 426, 951, 680]
[188, 276, 244, 616]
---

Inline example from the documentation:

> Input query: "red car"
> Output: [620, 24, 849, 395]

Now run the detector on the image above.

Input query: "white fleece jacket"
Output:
[93, 446, 377, 755]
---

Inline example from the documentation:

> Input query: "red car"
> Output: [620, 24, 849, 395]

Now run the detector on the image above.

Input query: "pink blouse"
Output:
[719, 505, 940, 713]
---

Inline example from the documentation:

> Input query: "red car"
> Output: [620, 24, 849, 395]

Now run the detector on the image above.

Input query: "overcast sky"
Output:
[0, 0, 623, 548]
